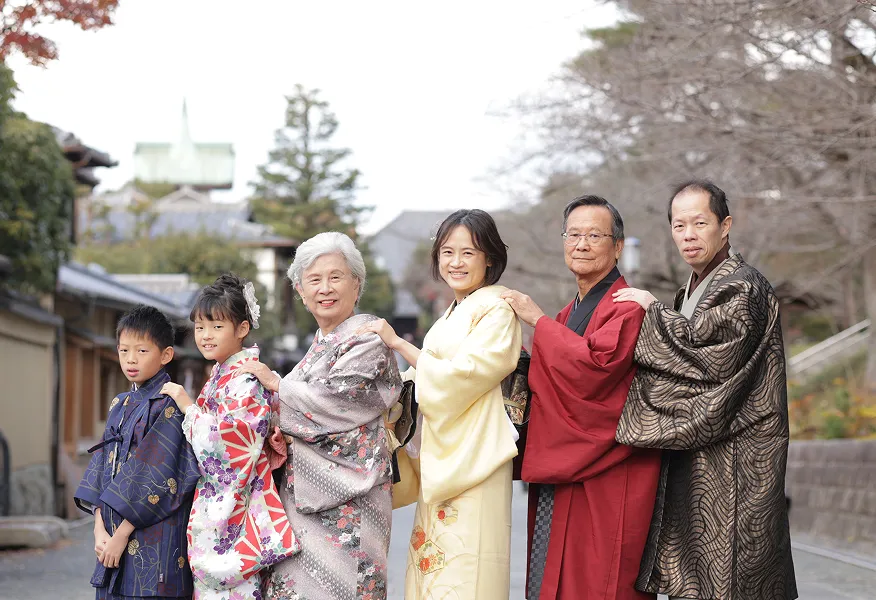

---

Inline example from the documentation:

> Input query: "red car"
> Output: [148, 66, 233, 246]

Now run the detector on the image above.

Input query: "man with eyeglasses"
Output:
[502, 195, 662, 600]
[613, 180, 797, 600]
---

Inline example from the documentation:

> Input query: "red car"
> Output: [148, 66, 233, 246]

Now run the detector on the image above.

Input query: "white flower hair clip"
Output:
[243, 281, 261, 329]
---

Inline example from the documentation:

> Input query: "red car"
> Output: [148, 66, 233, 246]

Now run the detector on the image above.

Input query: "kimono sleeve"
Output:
[278, 333, 401, 435]
[617, 277, 779, 450]
[182, 375, 269, 502]
[416, 299, 521, 420]
[100, 398, 200, 529]
[74, 439, 105, 515]
[523, 303, 644, 484]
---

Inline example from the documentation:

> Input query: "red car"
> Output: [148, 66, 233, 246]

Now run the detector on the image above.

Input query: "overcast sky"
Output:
[10, 1, 617, 233]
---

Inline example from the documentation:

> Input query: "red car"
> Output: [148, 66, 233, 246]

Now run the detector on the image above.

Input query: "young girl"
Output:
[161, 274, 299, 600]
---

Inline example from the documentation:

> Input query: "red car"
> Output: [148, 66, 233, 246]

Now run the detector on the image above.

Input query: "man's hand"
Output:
[236, 361, 281, 393]
[159, 382, 194, 413]
[501, 290, 546, 328]
[611, 287, 657, 310]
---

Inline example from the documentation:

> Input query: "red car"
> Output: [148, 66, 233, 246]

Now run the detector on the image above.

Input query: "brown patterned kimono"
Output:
[265, 314, 402, 600]
[616, 254, 797, 600]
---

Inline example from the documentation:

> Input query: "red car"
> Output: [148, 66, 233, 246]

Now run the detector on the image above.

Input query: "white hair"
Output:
[287, 231, 367, 301]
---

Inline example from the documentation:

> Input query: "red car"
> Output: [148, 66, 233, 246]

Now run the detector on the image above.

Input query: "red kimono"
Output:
[522, 275, 661, 600]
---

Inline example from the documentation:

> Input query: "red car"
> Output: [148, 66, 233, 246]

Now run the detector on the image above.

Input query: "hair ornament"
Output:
[243, 281, 261, 329]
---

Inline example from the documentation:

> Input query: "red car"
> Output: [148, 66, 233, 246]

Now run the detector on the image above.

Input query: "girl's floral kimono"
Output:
[264, 314, 402, 600]
[182, 347, 300, 600]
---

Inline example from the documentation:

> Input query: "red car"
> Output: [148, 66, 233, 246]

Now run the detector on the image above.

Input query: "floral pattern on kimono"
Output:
[264, 314, 401, 600]
[183, 346, 300, 596]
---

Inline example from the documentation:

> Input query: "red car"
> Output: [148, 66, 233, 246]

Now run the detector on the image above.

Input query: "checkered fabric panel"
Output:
[527, 484, 555, 599]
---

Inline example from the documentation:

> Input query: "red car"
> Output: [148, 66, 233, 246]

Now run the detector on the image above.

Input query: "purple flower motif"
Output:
[206, 398, 219, 411]
[223, 413, 235, 424]
[224, 523, 242, 539]
[203, 457, 222, 475]
[256, 419, 269, 437]
[200, 482, 216, 498]
[260, 535, 272, 546]
[261, 548, 278, 564]
[254, 589, 263, 600]
[213, 536, 233, 555]
[218, 468, 236, 485]
[210, 425, 218, 432]
[250, 477, 264, 492]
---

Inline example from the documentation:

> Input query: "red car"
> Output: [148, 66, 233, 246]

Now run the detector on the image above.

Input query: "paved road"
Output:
[2, 483, 874, 599]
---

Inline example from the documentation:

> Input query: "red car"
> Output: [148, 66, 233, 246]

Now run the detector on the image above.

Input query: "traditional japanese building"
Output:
[133, 100, 234, 191]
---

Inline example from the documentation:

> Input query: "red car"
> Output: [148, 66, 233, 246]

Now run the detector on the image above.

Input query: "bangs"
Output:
[189, 294, 237, 324]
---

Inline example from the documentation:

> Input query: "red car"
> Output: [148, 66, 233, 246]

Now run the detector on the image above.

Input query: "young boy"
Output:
[75, 305, 201, 600]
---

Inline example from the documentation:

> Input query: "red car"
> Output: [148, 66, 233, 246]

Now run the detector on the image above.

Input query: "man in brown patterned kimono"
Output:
[612, 180, 797, 600]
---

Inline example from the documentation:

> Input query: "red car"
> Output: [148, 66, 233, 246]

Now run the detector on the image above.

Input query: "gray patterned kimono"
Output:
[265, 314, 402, 600]
[616, 254, 797, 600]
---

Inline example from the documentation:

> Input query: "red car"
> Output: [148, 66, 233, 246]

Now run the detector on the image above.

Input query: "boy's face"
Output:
[117, 330, 174, 386]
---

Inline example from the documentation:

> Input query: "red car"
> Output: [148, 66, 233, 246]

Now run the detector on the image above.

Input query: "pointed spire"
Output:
[179, 97, 192, 148]
[171, 98, 196, 168]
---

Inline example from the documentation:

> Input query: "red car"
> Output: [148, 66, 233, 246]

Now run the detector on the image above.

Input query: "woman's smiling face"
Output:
[438, 225, 490, 302]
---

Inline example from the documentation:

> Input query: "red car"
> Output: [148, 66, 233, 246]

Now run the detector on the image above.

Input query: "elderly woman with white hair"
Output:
[237, 231, 402, 600]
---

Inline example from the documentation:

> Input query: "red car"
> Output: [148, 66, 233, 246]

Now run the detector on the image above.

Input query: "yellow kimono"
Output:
[397, 284, 522, 600]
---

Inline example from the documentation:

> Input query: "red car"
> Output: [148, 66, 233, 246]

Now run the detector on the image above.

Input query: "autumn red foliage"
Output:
[0, 0, 120, 66]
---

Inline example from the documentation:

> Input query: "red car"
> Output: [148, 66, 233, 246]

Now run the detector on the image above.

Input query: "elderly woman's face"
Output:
[297, 253, 360, 333]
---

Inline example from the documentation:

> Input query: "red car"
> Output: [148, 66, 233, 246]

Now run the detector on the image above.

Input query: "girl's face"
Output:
[438, 225, 490, 302]
[193, 314, 250, 364]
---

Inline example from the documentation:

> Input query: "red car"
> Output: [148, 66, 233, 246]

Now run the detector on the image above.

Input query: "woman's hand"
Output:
[159, 383, 194, 413]
[236, 361, 281, 393]
[611, 287, 657, 310]
[356, 318, 401, 350]
[501, 290, 546, 328]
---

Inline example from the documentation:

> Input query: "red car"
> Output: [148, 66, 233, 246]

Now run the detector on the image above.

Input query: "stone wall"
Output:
[10, 464, 54, 516]
[785, 440, 876, 551]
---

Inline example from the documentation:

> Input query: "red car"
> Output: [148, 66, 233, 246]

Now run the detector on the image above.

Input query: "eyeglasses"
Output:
[561, 232, 614, 246]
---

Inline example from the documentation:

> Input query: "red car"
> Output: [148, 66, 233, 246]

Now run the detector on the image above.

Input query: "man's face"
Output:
[670, 189, 732, 273]
[563, 205, 624, 280]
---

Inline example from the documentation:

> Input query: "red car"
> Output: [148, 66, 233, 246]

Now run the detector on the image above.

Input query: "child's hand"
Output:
[93, 522, 110, 559]
[100, 529, 130, 568]
[160, 383, 193, 413]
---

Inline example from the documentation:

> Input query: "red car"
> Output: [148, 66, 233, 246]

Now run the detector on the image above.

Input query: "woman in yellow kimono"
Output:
[359, 209, 522, 600]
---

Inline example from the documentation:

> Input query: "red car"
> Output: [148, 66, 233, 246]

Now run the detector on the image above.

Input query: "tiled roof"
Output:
[57, 262, 190, 318]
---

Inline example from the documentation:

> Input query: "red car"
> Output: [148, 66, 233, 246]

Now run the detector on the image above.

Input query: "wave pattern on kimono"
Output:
[400, 285, 522, 600]
[182, 347, 300, 598]
[264, 314, 401, 600]
[75, 370, 201, 599]
[616, 254, 798, 600]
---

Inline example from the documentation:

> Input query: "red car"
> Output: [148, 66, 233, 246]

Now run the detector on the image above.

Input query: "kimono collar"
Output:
[130, 369, 171, 401]
[215, 346, 260, 377]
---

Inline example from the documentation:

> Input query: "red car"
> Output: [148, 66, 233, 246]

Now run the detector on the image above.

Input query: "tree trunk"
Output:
[841, 267, 861, 329]
[863, 245, 876, 392]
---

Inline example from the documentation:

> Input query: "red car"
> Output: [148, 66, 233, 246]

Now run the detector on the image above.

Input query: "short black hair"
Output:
[668, 179, 730, 223]
[430, 209, 508, 287]
[562, 195, 625, 241]
[190, 273, 253, 328]
[116, 305, 175, 350]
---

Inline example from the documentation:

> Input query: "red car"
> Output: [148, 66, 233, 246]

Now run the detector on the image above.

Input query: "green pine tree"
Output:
[249, 85, 394, 334]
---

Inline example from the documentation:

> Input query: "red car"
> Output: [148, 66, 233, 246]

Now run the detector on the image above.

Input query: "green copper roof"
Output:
[133, 100, 235, 189]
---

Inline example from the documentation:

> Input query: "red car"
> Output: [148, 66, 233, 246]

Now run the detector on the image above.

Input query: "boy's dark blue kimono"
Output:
[75, 370, 200, 600]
